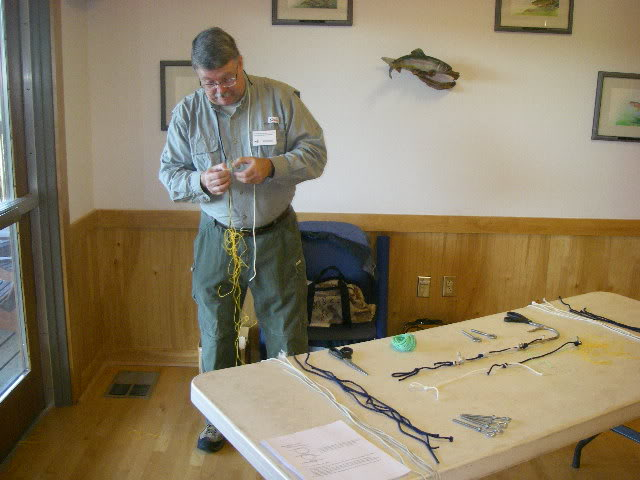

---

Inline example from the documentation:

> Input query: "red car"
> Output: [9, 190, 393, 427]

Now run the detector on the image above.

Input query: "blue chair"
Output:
[299, 221, 389, 348]
[258, 221, 389, 358]
[572, 425, 640, 468]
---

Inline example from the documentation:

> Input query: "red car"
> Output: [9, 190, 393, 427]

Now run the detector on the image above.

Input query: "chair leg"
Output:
[571, 433, 600, 469]
[611, 425, 640, 443]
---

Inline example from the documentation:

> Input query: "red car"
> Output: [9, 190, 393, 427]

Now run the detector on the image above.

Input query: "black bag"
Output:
[307, 266, 376, 328]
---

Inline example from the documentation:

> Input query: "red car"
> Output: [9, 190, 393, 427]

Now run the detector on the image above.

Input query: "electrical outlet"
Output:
[442, 276, 456, 297]
[417, 276, 431, 297]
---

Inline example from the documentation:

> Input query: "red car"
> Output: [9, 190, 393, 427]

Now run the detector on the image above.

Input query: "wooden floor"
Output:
[0, 365, 638, 479]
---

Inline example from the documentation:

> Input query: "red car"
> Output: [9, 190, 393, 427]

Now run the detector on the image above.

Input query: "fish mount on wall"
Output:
[382, 49, 460, 90]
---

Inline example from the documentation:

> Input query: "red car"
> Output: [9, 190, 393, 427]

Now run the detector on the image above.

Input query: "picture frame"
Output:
[494, 0, 574, 34]
[272, 0, 353, 26]
[160, 60, 199, 131]
[591, 71, 640, 143]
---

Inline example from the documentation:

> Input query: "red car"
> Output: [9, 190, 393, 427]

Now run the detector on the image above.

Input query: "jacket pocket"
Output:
[191, 134, 222, 171]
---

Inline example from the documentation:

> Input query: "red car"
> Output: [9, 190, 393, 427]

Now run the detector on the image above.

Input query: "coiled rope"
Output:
[391, 333, 417, 352]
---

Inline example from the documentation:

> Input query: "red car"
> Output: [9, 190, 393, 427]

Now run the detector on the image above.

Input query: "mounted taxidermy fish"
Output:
[382, 49, 460, 90]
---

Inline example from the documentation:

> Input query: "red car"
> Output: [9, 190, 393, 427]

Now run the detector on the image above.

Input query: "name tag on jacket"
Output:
[252, 130, 277, 146]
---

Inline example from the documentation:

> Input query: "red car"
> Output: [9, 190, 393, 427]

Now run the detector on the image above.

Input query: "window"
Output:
[0, 0, 29, 402]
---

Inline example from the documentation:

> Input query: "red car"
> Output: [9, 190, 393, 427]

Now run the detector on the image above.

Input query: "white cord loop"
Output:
[528, 299, 640, 343]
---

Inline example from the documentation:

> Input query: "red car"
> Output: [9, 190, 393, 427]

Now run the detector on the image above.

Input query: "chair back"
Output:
[300, 221, 389, 345]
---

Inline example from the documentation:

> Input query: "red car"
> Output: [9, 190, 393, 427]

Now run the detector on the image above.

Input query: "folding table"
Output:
[192, 292, 640, 479]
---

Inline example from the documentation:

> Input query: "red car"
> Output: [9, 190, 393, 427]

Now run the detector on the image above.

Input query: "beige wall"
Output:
[58, 0, 640, 223]
[59, 0, 93, 220]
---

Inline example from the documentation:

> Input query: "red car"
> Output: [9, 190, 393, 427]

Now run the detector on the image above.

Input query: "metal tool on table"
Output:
[451, 418, 497, 437]
[453, 414, 512, 437]
[504, 311, 559, 341]
[328, 346, 369, 376]
[460, 414, 511, 431]
[461, 330, 482, 342]
[470, 329, 497, 339]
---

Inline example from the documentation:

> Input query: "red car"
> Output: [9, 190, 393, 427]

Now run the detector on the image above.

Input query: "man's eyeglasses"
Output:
[200, 64, 240, 90]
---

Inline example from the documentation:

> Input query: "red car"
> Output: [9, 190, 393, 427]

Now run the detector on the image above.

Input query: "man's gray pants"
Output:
[192, 208, 309, 372]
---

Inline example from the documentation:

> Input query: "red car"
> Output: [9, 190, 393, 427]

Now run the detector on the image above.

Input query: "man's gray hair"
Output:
[191, 27, 240, 70]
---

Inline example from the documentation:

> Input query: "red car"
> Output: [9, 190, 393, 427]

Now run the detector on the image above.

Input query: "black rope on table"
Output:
[486, 339, 582, 375]
[559, 297, 640, 333]
[293, 353, 453, 464]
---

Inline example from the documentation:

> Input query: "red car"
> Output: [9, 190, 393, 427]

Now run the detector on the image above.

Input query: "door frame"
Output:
[0, 0, 70, 460]
[21, 0, 71, 407]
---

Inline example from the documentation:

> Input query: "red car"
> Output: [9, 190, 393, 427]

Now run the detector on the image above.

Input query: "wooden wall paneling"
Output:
[546, 236, 604, 299]
[607, 236, 640, 299]
[134, 228, 198, 352]
[386, 232, 551, 335]
[161, 230, 200, 351]
[546, 235, 640, 301]
[67, 216, 106, 401]
[387, 232, 447, 335]
[101, 226, 199, 365]
[118, 227, 152, 349]
[99, 227, 130, 354]
[64, 210, 640, 399]
[65, 221, 82, 398]
[453, 233, 550, 321]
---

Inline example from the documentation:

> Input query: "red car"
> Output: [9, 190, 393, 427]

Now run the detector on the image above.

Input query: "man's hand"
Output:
[233, 157, 274, 184]
[200, 163, 231, 195]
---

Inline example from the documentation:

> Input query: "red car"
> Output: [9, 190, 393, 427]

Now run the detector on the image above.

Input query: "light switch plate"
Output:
[417, 276, 431, 297]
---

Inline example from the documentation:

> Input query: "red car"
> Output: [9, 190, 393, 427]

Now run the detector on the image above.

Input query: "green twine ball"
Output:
[391, 333, 417, 352]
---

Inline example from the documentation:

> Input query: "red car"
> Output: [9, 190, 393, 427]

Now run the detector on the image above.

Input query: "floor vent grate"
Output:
[105, 371, 159, 399]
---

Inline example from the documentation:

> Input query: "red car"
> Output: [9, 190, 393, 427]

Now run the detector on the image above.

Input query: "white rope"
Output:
[504, 362, 545, 376]
[409, 362, 543, 400]
[268, 354, 439, 480]
[528, 299, 640, 343]
[248, 184, 257, 281]
[409, 382, 441, 400]
[247, 86, 258, 282]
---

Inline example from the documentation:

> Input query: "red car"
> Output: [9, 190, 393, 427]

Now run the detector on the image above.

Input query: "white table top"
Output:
[191, 292, 640, 479]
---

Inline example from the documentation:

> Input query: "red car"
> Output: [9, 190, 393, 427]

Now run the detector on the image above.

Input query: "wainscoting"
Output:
[65, 210, 640, 401]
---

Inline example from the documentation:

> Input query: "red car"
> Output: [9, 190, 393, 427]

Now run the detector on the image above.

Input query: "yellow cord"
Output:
[217, 189, 257, 365]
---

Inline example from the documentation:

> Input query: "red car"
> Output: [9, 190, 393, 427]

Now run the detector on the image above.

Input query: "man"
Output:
[159, 27, 327, 453]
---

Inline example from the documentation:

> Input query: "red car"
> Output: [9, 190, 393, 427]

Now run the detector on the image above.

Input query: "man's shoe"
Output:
[197, 423, 226, 453]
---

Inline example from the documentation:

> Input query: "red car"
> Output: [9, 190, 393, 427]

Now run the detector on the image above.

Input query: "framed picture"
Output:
[160, 61, 199, 131]
[272, 0, 353, 26]
[592, 71, 640, 142]
[495, 0, 574, 34]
